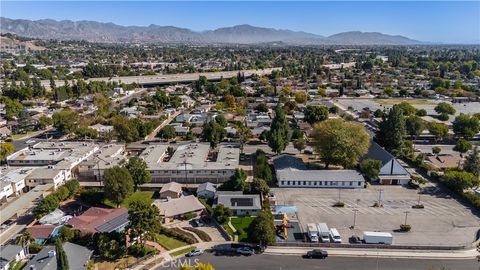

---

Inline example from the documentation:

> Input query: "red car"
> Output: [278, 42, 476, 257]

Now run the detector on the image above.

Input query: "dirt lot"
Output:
[272, 185, 480, 247]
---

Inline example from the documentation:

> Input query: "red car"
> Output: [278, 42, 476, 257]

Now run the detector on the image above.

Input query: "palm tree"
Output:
[17, 231, 33, 255]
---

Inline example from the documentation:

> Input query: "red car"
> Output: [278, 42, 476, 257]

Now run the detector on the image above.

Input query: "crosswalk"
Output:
[292, 197, 472, 217]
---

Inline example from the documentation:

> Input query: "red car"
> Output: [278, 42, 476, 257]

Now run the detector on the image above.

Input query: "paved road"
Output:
[39, 68, 281, 89]
[157, 253, 478, 270]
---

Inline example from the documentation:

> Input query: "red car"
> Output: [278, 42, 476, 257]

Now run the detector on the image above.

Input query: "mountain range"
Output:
[0, 17, 422, 45]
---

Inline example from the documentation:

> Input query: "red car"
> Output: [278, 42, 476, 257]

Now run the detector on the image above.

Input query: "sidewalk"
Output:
[131, 241, 231, 270]
[264, 246, 480, 259]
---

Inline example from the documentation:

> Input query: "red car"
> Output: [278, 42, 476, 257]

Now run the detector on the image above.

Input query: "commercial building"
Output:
[77, 144, 126, 181]
[139, 142, 239, 184]
[273, 155, 365, 188]
[362, 142, 410, 185]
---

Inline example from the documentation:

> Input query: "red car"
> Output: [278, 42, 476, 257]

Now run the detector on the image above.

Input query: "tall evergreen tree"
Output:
[464, 146, 480, 177]
[376, 105, 406, 154]
[55, 239, 69, 270]
[268, 105, 291, 155]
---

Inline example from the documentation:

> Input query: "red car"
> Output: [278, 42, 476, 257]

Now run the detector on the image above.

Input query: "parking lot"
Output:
[272, 186, 480, 247]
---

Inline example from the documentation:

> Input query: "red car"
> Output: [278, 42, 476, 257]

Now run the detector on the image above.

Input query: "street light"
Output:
[351, 209, 358, 229]
[404, 210, 410, 225]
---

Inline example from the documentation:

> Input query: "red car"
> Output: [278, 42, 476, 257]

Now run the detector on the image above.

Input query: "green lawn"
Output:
[230, 216, 255, 242]
[170, 246, 196, 257]
[103, 191, 154, 209]
[155, 234, 188, 250]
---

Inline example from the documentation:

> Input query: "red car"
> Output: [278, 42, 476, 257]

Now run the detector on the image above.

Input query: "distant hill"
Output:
[0, 17, 422, 45]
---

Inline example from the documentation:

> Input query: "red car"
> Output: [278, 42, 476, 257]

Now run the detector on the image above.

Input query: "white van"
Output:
[329, 228, 342, 243]
[317, 223, 330, 243]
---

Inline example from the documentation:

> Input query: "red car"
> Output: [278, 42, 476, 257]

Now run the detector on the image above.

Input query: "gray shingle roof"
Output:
[26, 242, 92, 270]
[0, 244, 23, 262]
[197, 182, 216, 193]
[276, 170, 364, 182]
[363, 141, 395, 165]
[272, 154, 306, 171]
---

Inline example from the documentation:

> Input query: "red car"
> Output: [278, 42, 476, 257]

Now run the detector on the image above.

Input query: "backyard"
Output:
[103, 191, 155, 209]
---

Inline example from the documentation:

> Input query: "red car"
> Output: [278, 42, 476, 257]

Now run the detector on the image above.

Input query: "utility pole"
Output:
[377, 189, 384, 205]
[338, 189, 342, 202]
[352, 209, 358, 229]
[404, 210, 410, 225]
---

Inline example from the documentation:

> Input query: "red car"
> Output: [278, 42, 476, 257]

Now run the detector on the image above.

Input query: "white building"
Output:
[0, 167, 35, 200]
[139, 143, 239, 184]
[77, 144, 126, 181]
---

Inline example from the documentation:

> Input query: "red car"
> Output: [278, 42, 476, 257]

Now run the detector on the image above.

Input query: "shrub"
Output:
[332, 201, 345, 207]
[128, 244, 158, 258]
[372, 202, 383, 208]
[158, 226, 196, 244]
[80, 189, 104, 205]
[183, 212, 196, 220]
[29, 243, 43, 254]
[182, 227, 212, 242]
[399, 224, 411, 232]
[412, 204, 424, 209]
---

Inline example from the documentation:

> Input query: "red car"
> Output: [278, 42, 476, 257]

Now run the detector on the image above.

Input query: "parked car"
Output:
[349, 235, 362, 244]
[236, 247, 254, 256]
[186, 248, 203, 257]
[192, 219, 204, 227]
[304, 249, 328, 259]
[26, 139, 36, 144]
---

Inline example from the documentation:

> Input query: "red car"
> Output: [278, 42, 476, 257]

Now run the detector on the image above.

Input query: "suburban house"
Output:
[26, 242, 92, 270]
[152, 195, 205, 222]
[159, 182, 183, 199]
[213, 191, 262, 216]
[196, 182, 216, 199]
[273, 155, 365, 188]
[362, 142, 411, 185]
[67, 207, 129, 235]
[26, 224, 61, 244]
[0, 244, 26, 270]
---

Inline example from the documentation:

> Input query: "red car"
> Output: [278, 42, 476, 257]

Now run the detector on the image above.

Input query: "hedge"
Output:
[182, 227, 212, 242]
[158, 226, 196, 244]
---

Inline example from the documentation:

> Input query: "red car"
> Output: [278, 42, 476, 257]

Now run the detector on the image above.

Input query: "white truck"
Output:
[362, 231, 393, 245]
[317, 223, 330, 243]
[306, 223, 319, 242]
[329, 228, 342, 243]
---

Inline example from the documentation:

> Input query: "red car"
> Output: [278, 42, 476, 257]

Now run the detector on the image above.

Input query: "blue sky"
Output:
[1, 1, 479, 43]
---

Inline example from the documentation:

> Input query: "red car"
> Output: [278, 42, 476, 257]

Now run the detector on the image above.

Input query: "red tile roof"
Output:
[67, 207, 128, 234]
[27, 224, 57, 239]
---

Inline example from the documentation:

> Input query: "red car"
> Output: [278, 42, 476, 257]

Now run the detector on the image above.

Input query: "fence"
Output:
[272, 241, 469, 251]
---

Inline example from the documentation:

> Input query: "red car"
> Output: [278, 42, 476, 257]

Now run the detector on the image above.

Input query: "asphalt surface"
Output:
[157, 253, 478, 270]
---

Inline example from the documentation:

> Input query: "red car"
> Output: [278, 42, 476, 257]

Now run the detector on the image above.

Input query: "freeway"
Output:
[157, 253, 478, 270]
[39, 68, 281, 89]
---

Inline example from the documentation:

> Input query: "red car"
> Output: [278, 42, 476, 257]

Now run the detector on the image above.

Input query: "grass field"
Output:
[170, 246, 196, 257]
[375, 99, 437, 105]
[103, 191, 154, 209]
[94, 256, 136, 270]
[155, 234, 188, 250]
[230, 216, 255, 242]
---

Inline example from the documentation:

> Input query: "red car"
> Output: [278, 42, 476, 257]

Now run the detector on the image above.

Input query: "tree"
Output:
[58, 226, 78, 242]
[255, 150, 272, 183]
[181, 262, 215, 270]
[128, 201, 160, 246]
[312, 119, 370, 168]
[157, 125, 176, 140]
[359, 159, 382, 181]
[222, 169, 246, 191]
[249, 178, 270, 195]
[452, 114, 480, 139]
[453, 139, 472, 156]
[376, 105, 406, 153]
[434, 102, 456, 115]
[236, 123, 251, 153]
[268, 105, 291, 155]
[126, 157, 151, 191]
[406, 116, 426, 138]
[64, 179, 80, 197]
[215, 114, 228, 128]
[397, 101, 417, 116]
[75, 126, 98, 139]
[33, 194, 59, 218]
[293, 137, 306, 153]
[52, 108, 79, 134]
[383, 86, 394, 97]
[0, 142, 15, 162]
[38, 115, 53, 130]
[103, 166, 134, 207]
[416, 109, 427, 117]
[212, 204, 232, 224]
[440, 170, 479, 193]
[201, 120, 226, 148]
[55, 238, 69, 270]
[112, 116, 140, 143]
[464, 147, 480, 176]
[294, 92, 308, 104]
[428, 122, 449, 141]
[248, 210, 275, 245]
[432, 146, 441, 156]
[304, 105, 329, 125]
